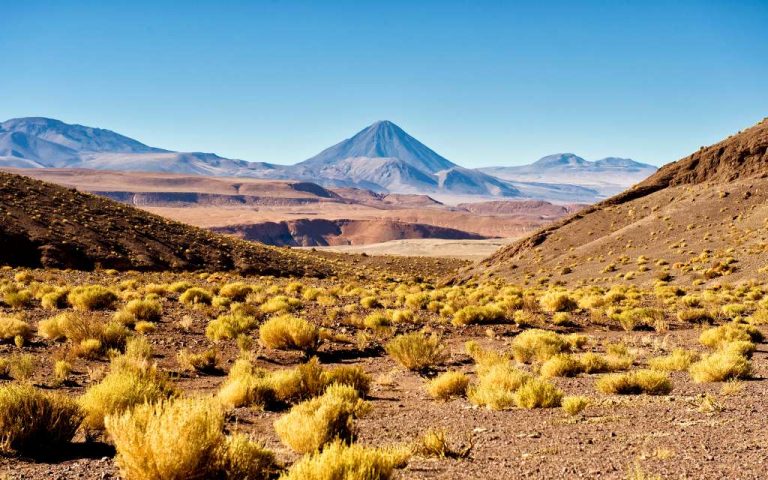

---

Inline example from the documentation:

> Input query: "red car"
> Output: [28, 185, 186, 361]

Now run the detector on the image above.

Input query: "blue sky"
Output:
[1, 1, 767, 167]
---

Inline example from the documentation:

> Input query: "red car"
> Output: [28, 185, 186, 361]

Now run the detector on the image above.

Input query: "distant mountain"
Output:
[0, 116, 651, 202]
[479, 153, 657, 196]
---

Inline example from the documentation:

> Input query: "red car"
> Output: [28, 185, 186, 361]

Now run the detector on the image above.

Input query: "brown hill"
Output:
[463, 117, 768, 285]
[212, 218, 489, 247]
[0, 171, 330, 276]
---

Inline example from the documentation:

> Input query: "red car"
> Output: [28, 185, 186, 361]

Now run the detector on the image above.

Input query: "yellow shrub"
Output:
[67, 285, 118, 311]
[0, 383, 83, 456]
[596, 370, 672, 395]
[540, 354, 583, 378]
[539, 291, 578, 313]
[274, 384, 370, 453]
[385, 332, 445, 371]
[217, 359, 275, 409]
[513, 377, 563, 408]
[689, 351, 751, 383]
[511, 329, 569, 363]
[206, 313, 259, 342]
[426, 371, 469, 400]
[105, 398, 277, 480]
[648, 349, 698, 371]
[0, 316, 32, 343]
[281, 440, 409, 480]
[179, 287, 213, 306]
[259, 315, 320, 352]
[122, 298, 163, 323]
[451, 304, 506, 327]
[467, 362, 531, 410]
[259, 295, 301, 314]
[177, 349, 218, 373]
[699, 323, 762, 349]
[80, 356, 176, 430]
[562, 396, 590, 415]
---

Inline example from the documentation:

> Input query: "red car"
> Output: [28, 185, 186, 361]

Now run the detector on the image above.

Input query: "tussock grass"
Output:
[511, 329, 570, 363]
[467, 362, 531, 410]
[121, 298, 163, 323]
[177, 348, 218, 373]
[426, 371, 469, 400]
[0, 316, 32, 344]
[562, 396, 590, 415]
[217, 358, 275, 409]
[274, 384, 370, 453]
[513, 377, 563, 408]
[417, 428, 472, 459]
[281, 440, 409, 480]
[540, 354, 583, 378]
[689, 351, 752, 383]
[80, 354, 177, 430]
[451, 304, 506, 326]
[106, 397, 278, 480]
[259, 314, 320, 352]
[539, 291, 578, 313]
[260, 295, 301, 314]
[67, 285, 118, 311]
[648, 349, 699, 371]
[699, 323, 762, 349]
[0, 383, 83, 456]
[206, 312, 259, 342]
[596, 370, 672, 395]
[179, 287, 213, 306]
[385, 332, 445, 371]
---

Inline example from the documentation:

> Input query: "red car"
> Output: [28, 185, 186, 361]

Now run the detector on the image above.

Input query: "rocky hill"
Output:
[463, 117, 768, 285]
[0, 171, 329, 276]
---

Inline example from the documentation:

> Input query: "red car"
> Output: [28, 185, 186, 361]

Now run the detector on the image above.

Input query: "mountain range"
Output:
[0, 117, 656, 203]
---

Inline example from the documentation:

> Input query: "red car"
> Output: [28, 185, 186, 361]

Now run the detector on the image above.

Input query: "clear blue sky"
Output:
[1, 1, 767, 167]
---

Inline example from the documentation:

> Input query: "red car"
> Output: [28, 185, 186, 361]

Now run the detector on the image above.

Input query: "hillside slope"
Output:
[0, 171, 329, 276]
[463, 118, 768, 285]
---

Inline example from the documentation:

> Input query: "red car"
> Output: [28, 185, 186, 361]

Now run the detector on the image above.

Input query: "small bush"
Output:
[511, 329, 569, 363]
[281, 440, 409, 480]
[417, 428, 472, 459]
[451, 304, 506, 326]
[274, 384, 370, 453]
[219, 282, 254, 302]
[68, 285, 118, 311]
[596, 370, 672, 395]
[539, 291, 578, 313]
[323, 365, 372, 398]
[217, 359, 275, 409]
[648, 349, 698, 371]
[385, 332, 445, 371]
[426, 371, 469, 400]
[260, 295, 301, 314]
[8, 353, 36, 380]
[259, 315, 320, 352]
[179, 287, 213, 306]
[106, 397, 278, 480]
[178, 349, 218, 373]
[699, 323, 762, 349]
[207, 313, 259, 342]
[0, 316, 33, 344]
[363, 312, 390, 329]
[0, 383, 83, 456]
[54, 360, 72, 385]
[689, 351, 751, 383]
[80, 356, 177, 430]
[562, 396, 590, 415]
[41, 289, 69, 310]
[540, 354, 583, 378]
[513, 377, 563, 408]
[122, 298, 163, 323]
[677, 308, 713, 324]
[467, 362, 531, 410]
[579, 352, 633, 373]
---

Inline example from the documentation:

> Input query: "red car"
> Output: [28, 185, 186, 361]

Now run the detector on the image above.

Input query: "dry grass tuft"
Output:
[426, 371, 469, 400]
[511, 329, 570, 363]
[689, 351, 752, 383]
[105, 397, 278, 480]
[385, 332, 445, 371]
[648, 349, 698, 371]
[561, 395, 590, 415]
[0, 383, 83, 456]
[67, 285, 118, 311]
[259, 314, 320, 352]
[281, 440, 409, 480]
[513, 377, 563, 408]
[274, 384, 370, 453]
[596, 370, 672, 395]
